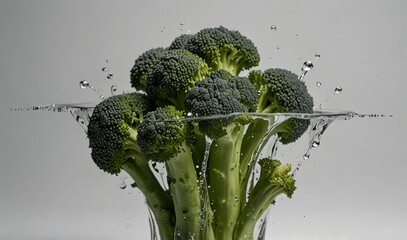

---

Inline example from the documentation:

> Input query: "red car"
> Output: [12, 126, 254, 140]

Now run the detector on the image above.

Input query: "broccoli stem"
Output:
[217, 47, 241, 76]
[122, 157, 175, 240]
[165, 144, 202, 240]
[207, 126, 243, 239]
[233, 182, 284, 240]
[238, 118, 269, 207]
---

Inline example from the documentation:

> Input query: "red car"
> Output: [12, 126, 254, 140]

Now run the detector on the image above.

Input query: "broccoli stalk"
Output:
[207, 124, 244, 239]
[137, 106, 203, 240]
[165, 144, 202, 240]
[234, 158, 296, 240]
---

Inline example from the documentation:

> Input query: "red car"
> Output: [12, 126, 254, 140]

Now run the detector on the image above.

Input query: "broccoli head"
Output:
[185, 26, 260, 76]
[168, 34, 193, 50]
[249, 68, 314, 144]
[185, 76, 257, 139]
[145, 49, 210, 110]
[137, 106, 189, 162]
[87, 92, 155, 174]
[130, 47, 167, 91]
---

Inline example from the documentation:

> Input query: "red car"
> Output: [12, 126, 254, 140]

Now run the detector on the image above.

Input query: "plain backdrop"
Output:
[0, 0, 406, 239]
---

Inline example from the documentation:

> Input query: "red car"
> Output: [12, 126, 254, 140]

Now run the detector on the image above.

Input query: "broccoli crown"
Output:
[145, 49, 210, 109]
[87, 92, 155, 174]
[258, 158, 296, 198]
[185, 26, 260, 76]
[185, 77, 255, 138]
[249, 68, 314, 144]
[209, 69, 234, 80]
[130, 47, 167, 91]
[137, 106, 189, 162]
[168, 34, 193, 50]
[228, 76, 258, 112]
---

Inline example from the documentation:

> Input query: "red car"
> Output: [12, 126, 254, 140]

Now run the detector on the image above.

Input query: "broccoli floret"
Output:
[185, 77, 256, 139]
[168, 34, 193, 50]
[184, 76, 257, 239]
[87, 93, 175, 240]
[209, 69, 234, 80]
[249, 68, 314, 144]
[137, 106, 203, 240]
[185, 26, 260, 76]
[145, 49, 210, 110]
[130, 47, 167, 91]
[234, 158, 295, 239]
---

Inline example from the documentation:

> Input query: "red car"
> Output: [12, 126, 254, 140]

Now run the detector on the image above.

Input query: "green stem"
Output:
[234, 181, 284, 240]
[207, 126, 243, 239]
[165, 145, 201, 240]
[122, 158, 175, 240]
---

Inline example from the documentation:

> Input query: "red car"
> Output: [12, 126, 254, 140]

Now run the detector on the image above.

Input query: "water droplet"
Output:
[107, 73, 114, 79]
[119, 178, 127, 189]
[186, 112, 193, 117]
[303, 154, 310, 160]
[315, 53, 321, 59]
[111, 85, 117, 95]
[270, 25, 277, 31]
[100, 95, 105, 100]
[79, 80, 89, 89]
[312, 141, 320, 147]
[105, 59, 110, 63]
[161, 27, 166, 32]
[302, 61, 314, 71]
[102, 67, 108, 72]
[276, 46, 280, 49]
[316, 81, 322, 87]
[334, 87, 343, 94]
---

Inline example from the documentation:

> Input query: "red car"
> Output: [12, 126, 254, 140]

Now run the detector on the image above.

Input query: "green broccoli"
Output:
[185, 26, 260, 76]
[168, 34, 194, 50]
[87, 93, 175, 240]
[185, 76, 257, 239]
[130, 47, 167, 91]
[86, 26, 317, 240]
[234, 158, 296, 240]
[137, 106, 204, 240]
[145, 49, 210, 110]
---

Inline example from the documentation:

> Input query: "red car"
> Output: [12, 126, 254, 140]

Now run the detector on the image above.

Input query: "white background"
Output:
[0, 0, 406, 239]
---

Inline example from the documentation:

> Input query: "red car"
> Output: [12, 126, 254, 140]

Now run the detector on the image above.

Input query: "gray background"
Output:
[0, 0, 406, 239]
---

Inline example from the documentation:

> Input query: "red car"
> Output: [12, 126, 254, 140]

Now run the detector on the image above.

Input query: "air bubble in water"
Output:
[111, 85, 117, 95]
[334, 87, 343, 94]
[316, 82, 322, 87]
[186, 112, 193, 117]
[107, 73, 113, 80]
[79, 80, 89, 89]
[270, 25, 277, 31]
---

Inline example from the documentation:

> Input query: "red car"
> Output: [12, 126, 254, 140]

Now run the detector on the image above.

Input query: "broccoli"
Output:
[87, 93, 175, 240]
[234, 158, 296, 240]
[185, 26, 260, 76]
[145, 49, 210, 110]
[168, 34, 194, 50]
[137, 106, 204, 240]
[184, 76, 257, 239]
[87, 26, 316, 240]
[130, 47, 167, 91]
